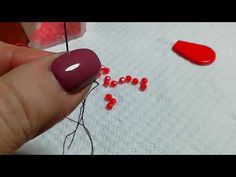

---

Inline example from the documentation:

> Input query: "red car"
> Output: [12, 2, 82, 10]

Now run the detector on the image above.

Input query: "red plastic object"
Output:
[172, 40, 216, 66]
[0, 22, 29, 46]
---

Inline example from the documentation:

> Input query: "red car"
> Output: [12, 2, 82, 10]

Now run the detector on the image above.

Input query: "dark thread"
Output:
[66, 117, 78, 123]
[80, 119, 94, 155]
[63, 81, 99, 155]
[65, 116, 94, 154]
[66, 101, 84, 149]
[64, 22, 69, 52]
[63, 103, 84, 154]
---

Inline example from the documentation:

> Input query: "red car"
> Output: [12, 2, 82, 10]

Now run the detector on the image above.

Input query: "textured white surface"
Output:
[17, 22, 236, 154]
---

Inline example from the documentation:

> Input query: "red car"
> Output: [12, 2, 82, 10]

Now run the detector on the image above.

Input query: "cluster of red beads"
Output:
[99, 65, 148, 110]
[100, 65, 110, 75]
[103, 74, 148, 91]
[30, 22, 83, 47]
[139, 77, 148, 91]
[104, 93, 117, 110]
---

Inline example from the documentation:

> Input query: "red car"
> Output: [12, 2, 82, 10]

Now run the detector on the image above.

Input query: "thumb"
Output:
[0, 49, 101, 154]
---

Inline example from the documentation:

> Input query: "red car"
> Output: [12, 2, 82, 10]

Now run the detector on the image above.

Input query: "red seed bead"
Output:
[141, 77, 148, 84]
[119, 77, 126, 84]
[104, 76, 111, 82]
[100, 65, 105, 71]
[103, 67, 110, 74]
[125, 75, 132, 83]
[105, 93, 113, 101]
[109, 98, 117, 105]
[103, 80, 110, 87]
[106, 102, 114, 110]
[110, 80, 118, 87]
[105, 76, 111, 81]
[131, 78, 139, 85]
[139, 83, 147, 91]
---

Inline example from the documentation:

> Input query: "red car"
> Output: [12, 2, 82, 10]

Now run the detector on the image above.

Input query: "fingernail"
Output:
[51, 49, 101, 92]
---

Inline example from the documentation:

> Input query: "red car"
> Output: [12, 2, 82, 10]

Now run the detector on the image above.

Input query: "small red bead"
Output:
[103, 67, 110, 74]
[125, 75, 132, 83]
[131, 78, 139, 85]
[100, 65, 105, 71]
[110, 80, 118, 87]
[109, 98, 117, 105]
[139, 83, 147, 91]
[104, 76, 111, 82]
[105, 93, 113, 101]
[106, 102, 114, 110]
[119, 77, 126, 84]
[141, 77, 148, 84]
[103, 80, 110, 87]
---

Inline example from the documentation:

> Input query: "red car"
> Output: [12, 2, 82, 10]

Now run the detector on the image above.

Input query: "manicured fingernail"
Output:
[51, 49, 101, 92]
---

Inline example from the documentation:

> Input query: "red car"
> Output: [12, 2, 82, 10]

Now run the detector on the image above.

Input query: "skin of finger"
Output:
[0, 53, 91, 154]
[0, 41, 53, 75]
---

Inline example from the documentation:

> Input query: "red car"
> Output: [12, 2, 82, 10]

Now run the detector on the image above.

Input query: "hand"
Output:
[0, 41, 100, 154]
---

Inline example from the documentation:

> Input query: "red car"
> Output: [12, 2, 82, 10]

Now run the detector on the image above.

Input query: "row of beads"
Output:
[99, 65, 148, 110]
[102, 74, 148, 92]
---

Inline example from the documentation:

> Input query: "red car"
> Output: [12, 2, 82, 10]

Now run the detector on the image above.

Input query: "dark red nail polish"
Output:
[51, 49, 101, 92]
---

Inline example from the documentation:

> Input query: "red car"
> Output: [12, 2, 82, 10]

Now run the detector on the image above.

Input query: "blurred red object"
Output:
[0, 22, 29, 46]
[21, 22, 86, 49]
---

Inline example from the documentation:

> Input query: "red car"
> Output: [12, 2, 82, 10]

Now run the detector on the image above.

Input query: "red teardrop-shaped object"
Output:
[172, 40, 216, 65]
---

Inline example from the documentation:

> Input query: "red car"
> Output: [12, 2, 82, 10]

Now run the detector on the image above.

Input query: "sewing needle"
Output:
[64, 22, 69, 52]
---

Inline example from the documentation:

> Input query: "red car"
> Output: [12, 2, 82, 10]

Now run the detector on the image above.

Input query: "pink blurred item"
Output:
[21, 22, 86, 49]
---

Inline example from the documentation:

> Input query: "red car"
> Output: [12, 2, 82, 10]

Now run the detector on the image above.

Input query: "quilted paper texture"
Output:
[16, 22, 236, 154]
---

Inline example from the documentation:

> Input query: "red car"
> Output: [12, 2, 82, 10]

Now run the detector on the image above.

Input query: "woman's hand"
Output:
[0, 41, 100, 154]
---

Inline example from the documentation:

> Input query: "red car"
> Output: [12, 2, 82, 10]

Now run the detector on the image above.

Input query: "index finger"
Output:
[0, 41, 53, 75]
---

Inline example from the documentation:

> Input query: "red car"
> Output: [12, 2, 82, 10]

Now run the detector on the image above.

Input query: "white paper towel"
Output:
[16, 22, 236, 154]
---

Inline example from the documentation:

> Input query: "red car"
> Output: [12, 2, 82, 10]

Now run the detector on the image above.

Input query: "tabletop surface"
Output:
[17, 22, 236, 154]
